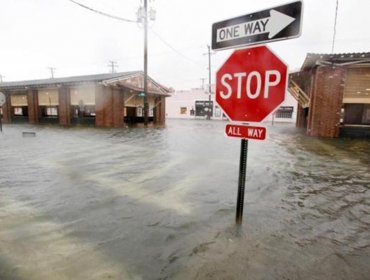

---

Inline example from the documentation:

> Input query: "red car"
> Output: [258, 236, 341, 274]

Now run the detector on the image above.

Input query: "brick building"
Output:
[289, 52, 370, 137]
[0, 71, 170, 127]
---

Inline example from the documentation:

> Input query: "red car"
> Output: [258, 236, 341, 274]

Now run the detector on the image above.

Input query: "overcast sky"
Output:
[0, 0, 369, 90]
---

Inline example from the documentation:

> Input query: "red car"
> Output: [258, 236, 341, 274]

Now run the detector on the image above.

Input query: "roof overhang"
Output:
[102, 72, 171, 96]
[301, 52, 370, 71]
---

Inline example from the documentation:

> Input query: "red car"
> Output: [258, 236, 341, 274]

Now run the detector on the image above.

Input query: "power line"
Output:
[67, 0, 204, 69]
[149, 28, 202, 66]
[67, 0, 137, 23]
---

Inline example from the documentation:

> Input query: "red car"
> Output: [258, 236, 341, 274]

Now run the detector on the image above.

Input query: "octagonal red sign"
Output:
[216, 45, 287, 122]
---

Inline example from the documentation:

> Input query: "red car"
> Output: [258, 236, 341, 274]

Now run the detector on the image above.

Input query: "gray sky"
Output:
[0, 0, 369, 90]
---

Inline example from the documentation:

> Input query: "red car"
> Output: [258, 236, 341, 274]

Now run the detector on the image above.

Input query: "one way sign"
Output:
[212, 1, 302, 50]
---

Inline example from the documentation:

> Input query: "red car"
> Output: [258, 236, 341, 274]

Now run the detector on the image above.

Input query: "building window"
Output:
[344, 104, 370, 125]
[180, 107, 187, 115]
[275, 106, 294, 118]
[195, 100, 213, 117]
[46, 107, 58, 116]
[136, 107, 143, 117]
[362, 105, 370, 123]
[190, 107, 195, 116]
[14, 107, 23, 116]
[215, 106, 221, 117]
[83, 105, 96, 117]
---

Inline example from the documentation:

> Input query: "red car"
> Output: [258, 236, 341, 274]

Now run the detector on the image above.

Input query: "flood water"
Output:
[0, 120, 369, 280]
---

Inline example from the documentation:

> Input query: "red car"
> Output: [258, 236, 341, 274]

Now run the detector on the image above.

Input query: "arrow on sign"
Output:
[216, 10, 295, 43]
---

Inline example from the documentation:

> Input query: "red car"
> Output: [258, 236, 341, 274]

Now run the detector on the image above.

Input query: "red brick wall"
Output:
[296, 104, 306, 128]
[160, 96, 166, 124]
[95, 85, 124, 128]
[27, 89, 39, 124]
[112, 88, 124, 128]
[58, 87, 71, 125]
[154, 96, 166, 125]
[307, 67, 345, 137]
[95, 85, 108, 127]
[1, 92, 12, 123]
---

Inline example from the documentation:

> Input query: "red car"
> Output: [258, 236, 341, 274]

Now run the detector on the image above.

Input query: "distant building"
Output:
[166, 86, 297, 123]
[166, 87, 225, 120]
[0, 71, 170, 127]
[289, 52, 370, 138]
[263, 90, 297, 123]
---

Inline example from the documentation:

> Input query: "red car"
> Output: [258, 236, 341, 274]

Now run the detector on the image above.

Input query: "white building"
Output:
[263, 90, 298, 123]
[166, 87, 297, 123]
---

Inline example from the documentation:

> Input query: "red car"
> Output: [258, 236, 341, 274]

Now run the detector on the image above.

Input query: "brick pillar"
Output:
[58, 86, 71, 125]
[153, 96, 159, 124]
[1, 91, 12, 123]
[112, 88, 124, 128]
[154, 96, 166, 125]
[95, 85, 115, 127]
[296, 104, 306, 128]
[95, 85, 104, 127]
[27, 89, 39, 124]
[307, 66, 345, 137]
[95, 85, 108, 127]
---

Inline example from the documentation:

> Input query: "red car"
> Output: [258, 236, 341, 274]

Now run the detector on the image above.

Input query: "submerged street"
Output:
[0, 120, 369, 279]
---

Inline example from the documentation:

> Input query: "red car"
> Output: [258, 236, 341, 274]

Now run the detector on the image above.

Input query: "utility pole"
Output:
[331, 0, 339, 53]
[137, 0, 155, 126]
[0, 74, 4, 83]
[48, 67, 56, 78]
[108, 60, 118, 73]
[143, 0, 149, 126]
[206, 45, 214, 120]
[200, 78, 206, 90]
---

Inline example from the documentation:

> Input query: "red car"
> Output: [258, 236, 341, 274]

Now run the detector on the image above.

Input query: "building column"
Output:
[307, 66, 345, 137]
[1, 91, 12, 123]
[296, 104, 306, 128]
[95, 85, 110, 127]
[58, 86, 71, 125]
[95, 85, 124, 128]
[154, 96, 166, 125]
[112, 88, 124, 128]
[27, 89, 39, 124]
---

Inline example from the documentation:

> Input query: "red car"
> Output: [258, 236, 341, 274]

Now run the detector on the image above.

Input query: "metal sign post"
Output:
[236, 138, 248, 224]
[213, 1, 302, 225]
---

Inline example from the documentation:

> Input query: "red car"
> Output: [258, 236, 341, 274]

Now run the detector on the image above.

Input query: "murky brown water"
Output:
[0, 120, 369, 279]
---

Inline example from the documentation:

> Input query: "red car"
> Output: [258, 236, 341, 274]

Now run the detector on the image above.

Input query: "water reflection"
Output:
[0, 120, 369, 279]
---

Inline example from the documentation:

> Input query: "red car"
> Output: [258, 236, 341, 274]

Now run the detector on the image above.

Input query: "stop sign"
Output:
[216, 46, 287, 122]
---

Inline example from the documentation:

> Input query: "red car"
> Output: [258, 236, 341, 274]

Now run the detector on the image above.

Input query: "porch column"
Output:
[307, 66, 345, 137]
[58, 86, 71, 125]
[154, 96, 166, 125]
[27, 89, 39, 124]
[1, 91, 12, 123]
[112, 88, 124, 128]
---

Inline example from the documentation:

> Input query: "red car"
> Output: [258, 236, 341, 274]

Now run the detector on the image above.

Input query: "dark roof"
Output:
[301, 52, 370, 71]
[0, 71, 141, 90]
